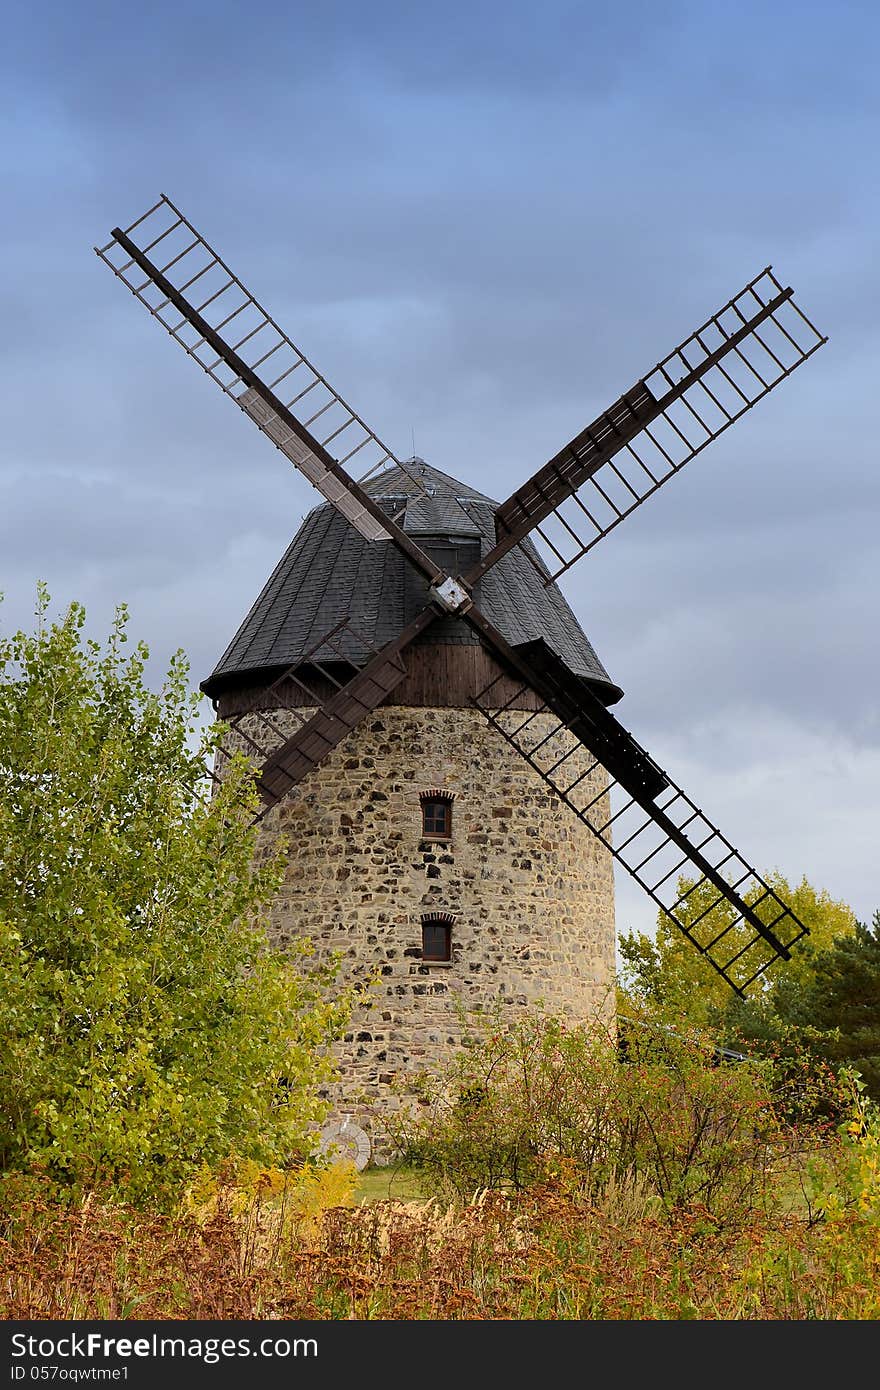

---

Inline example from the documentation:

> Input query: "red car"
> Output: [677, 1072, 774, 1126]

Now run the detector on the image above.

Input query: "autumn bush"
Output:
[2, 1080, 879, 1319]
[385, 1008, 830, 1227]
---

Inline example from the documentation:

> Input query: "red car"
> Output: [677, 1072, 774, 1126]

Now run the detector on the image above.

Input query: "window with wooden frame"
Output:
[420, 789, 454, 840]
[421, 913, 454, 962]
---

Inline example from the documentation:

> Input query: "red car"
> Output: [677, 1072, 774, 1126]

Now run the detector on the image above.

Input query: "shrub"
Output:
[389, 1007, 806, 1226]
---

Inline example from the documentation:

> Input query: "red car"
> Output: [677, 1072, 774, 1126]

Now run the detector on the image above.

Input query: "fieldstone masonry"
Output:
[219, 703, 616, 1156]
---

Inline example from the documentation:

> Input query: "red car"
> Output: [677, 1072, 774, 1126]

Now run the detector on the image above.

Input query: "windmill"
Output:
[95, 196, 827, 1123]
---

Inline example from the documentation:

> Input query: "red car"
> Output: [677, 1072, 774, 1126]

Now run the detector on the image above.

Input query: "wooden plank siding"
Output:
[216, 643, 548, 717]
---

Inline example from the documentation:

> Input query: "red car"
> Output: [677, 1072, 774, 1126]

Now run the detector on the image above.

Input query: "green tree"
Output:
[618, 872, 857, 1032]
[0, 588, 352, 1206]
[772, 911, 880, 1103]
[617, 872, 880, 1111]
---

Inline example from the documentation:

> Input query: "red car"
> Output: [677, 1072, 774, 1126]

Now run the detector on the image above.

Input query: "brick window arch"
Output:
[420, 788, 454, 840]
[421, 912, 455, 962]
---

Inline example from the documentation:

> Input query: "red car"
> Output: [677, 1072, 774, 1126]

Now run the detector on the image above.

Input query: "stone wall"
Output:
[219, 703, 616, 1158]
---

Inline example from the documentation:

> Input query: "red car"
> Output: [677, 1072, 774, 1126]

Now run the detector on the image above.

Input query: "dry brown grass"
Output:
[2, 1170, 878, 1320]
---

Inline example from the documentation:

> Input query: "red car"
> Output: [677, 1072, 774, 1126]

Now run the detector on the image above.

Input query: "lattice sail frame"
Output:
[209, 619, 363, 780]
[95, 195, 451, 549]
[208, 617, 422, 815]
[472, 650, 808, 997]
[476, 268, 827, 584]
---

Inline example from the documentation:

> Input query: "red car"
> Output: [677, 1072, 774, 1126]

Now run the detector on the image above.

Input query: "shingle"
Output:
[201, 459, 621, 702]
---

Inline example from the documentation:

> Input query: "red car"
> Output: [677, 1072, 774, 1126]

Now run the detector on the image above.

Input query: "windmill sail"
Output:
[470, 268, 827, 584]
[95, 195, 442, 579]
[472, 639, 808, 995]
[256, 610, 437, 807]
[206, 613, 439, 812]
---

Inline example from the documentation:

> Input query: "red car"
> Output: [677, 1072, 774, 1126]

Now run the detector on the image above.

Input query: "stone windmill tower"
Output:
[199, 458, 622, 1137]
[97, 195, 828, 1155]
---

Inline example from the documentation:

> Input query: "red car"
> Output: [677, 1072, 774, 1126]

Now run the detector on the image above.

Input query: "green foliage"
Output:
[806, 1068, 880, 1226]
[0, 587, 353, 1206]
[618, 871, 880, 1108]
[388, 1007, 799, 1226]
[4, 1063, 880, 1319]
[618, 872, 857, 1031]
[769, 912, 880, 1104]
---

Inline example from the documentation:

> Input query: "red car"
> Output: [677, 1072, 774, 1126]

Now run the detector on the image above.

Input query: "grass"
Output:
[4, 1166, 880, 1319]
[355, 1163, 425, 1204]
[2, 1037, 876, 1317]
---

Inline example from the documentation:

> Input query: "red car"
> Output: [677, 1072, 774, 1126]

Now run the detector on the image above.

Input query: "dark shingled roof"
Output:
[201, 459, 622, 703]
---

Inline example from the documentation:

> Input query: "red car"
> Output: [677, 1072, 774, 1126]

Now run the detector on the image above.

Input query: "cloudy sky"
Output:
[2, 0, 878, 940]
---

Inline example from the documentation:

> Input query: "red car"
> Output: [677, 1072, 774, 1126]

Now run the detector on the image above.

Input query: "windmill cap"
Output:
[200, 458, 622, 705]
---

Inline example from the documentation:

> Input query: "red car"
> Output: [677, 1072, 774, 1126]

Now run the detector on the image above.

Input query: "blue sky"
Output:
[2, 0, 878, 937]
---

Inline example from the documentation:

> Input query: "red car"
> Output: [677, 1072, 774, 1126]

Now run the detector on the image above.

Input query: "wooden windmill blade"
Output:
[461, 616, 809, 997]
[94, 197, 486, 816]
[234, 572, 484, 811]
[467, 269, 827, 585]
[94, 195, 446, 586]
[253, 608, 438, 807]
[205, 613, 438, 810]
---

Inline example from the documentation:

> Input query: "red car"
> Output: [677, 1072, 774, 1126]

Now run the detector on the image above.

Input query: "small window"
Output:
[420, 790, 453, 839]
[421, 916, 452, 962]
[422, 799, 451, 838]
